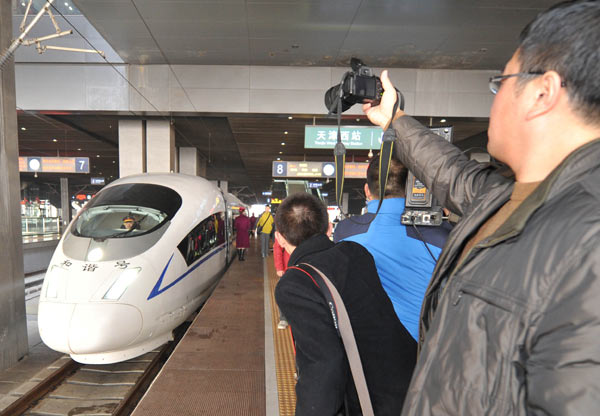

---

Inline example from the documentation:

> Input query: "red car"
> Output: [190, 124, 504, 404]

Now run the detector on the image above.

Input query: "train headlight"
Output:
[87, 247, 103, 262]
[103, 268, 141, 300]
[45, 266, 59, 298]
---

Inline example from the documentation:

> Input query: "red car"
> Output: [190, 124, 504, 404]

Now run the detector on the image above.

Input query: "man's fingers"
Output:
[380, 70, 395, 92]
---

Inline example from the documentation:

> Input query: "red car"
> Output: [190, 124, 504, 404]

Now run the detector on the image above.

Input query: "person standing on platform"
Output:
[249, 213, 257, 238]
[233, 207, 250, 261]
[275, 193, 416, 416]
[256, 205, 274, 258]
[362, 2, 600, 414]
[273, 238, 290, 329]
[342, 154, 451, 342]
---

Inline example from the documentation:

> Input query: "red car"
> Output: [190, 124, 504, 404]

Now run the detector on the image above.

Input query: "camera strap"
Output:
[374, 90, 404, 216]
[334, 89, 404, 220]
[296, 263, 375, 416]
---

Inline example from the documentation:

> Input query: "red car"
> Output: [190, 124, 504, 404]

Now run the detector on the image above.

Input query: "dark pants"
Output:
[260, 232, 269, 257]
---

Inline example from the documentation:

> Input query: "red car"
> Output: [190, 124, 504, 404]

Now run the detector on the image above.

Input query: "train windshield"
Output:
[71, 183, 182, 239]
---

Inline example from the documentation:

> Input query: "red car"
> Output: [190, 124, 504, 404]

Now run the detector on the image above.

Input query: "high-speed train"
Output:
[38, 173, 247, 364]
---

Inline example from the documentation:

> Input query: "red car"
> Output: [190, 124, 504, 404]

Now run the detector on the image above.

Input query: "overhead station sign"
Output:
[273, 161, 368, 179]
[19, 156, 90, 174]
[305, 125, 384, 150]
[305, 125, 454, 149]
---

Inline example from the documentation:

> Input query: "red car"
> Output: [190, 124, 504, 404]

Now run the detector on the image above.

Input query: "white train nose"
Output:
[38, 302, 143, 354]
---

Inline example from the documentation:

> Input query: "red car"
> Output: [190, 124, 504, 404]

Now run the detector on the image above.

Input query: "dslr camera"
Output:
[325, 58, 383, 114]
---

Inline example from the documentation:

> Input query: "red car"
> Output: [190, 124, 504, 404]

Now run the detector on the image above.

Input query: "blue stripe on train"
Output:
[147, 243, 227, 300]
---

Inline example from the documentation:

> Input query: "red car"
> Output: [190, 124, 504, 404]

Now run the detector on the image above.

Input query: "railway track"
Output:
[0, 322, 190, 416]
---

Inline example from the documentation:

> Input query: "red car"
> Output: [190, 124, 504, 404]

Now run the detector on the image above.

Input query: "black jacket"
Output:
[390, 116, 600, 415]
[275, 234, 416, 416]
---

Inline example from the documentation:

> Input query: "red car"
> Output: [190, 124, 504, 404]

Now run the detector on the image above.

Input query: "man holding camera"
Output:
[274, 193, 416, 416]
[362, 1, 600, 414]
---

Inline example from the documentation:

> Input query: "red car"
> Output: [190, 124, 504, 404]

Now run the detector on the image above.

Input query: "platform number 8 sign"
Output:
[273, 161, 287, 177]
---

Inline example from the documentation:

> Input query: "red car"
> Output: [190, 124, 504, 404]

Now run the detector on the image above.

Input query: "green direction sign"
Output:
[305, 125, 384, 150]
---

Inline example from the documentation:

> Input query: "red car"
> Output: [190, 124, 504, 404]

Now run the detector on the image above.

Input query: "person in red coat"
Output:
[273, 239, 290, 329]
[234, 208, 251, 261]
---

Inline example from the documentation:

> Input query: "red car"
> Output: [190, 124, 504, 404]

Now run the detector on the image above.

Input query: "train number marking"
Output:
[82, 263, 98, 272]
[114, 261, 130, 269]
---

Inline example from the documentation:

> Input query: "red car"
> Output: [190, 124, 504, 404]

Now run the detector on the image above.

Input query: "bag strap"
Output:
[298, 263, 375, 416]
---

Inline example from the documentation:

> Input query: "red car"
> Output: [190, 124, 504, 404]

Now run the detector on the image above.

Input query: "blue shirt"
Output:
[344, 198, 450, 340]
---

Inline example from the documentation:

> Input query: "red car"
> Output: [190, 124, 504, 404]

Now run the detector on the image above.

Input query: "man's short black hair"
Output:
[366, 154, 408, 199]
[517, 0, 600, 125]
[275, 192, 328, 247]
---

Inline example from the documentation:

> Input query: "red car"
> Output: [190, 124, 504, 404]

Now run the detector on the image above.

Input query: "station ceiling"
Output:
[17, 0, 557, 202]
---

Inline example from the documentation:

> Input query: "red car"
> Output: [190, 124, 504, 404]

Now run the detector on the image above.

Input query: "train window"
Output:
[71, 184, 182, 239]
[177, 213, 223, 266]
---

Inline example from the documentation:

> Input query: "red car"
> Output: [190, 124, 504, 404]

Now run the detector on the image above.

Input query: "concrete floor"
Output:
[0, 272, 64, 411]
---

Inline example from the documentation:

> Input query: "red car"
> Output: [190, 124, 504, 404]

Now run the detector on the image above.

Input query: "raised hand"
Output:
[362, 70, 405, 129]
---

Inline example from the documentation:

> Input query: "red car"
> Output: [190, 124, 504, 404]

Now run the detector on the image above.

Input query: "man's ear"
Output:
[274, 231, 285, 245]
[364, 183, 372, 200]
[526, 70, 563, 121]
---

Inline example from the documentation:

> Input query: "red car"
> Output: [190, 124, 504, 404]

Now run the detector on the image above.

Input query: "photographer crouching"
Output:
[274, 192, 416, 416]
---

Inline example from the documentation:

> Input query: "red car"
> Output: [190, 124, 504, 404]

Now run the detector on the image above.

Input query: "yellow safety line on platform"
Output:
[267, 257, 297, 416]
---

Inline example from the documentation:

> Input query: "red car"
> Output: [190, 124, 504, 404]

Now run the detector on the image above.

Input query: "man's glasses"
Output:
[488, 72, 544, 94]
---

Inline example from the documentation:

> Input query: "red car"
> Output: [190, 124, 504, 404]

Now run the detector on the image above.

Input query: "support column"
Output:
[146, 120, 175, 173]
[60, 177, 69, 231]
[118, 120, 146, 178]
[342, 192, 349, 214]
[0, 0, 28, 369]
[179, 146, 201, 176]
[211, 180, 228, 193]
[198, 158, 207, 177]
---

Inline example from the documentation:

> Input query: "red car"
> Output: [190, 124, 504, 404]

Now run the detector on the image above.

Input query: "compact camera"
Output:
[324, 58, 383, 114]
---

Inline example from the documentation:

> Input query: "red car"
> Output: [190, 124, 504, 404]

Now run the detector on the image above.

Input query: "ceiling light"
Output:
[440, 119, 447, 123]
[77, 148, 82, 151]
[64, 2, 68, 6]
[277, 157, 281, 160]
[21, 127, 26, 131]
[96, 154, 100, 158]
[288, 116, 293, 120]
[68, 6, 73, 10]
[284, 131, 288, 135]
[112, 160, 116, 164]
[281, 142, 285, 146]
[356, 118, 360, 122]
[279, 151, 283, 154]
[52, 138, 57, 142]
[22, 2, 26, 6]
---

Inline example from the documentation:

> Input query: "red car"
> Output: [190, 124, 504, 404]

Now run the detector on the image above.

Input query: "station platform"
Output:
[132, 240, 297, 415]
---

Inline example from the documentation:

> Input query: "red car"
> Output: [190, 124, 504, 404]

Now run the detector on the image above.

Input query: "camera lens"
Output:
[324, 84, 353, 114]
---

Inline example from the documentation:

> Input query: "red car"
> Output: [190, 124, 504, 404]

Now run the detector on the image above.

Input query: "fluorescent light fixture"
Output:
[103, 268, 141, 300]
